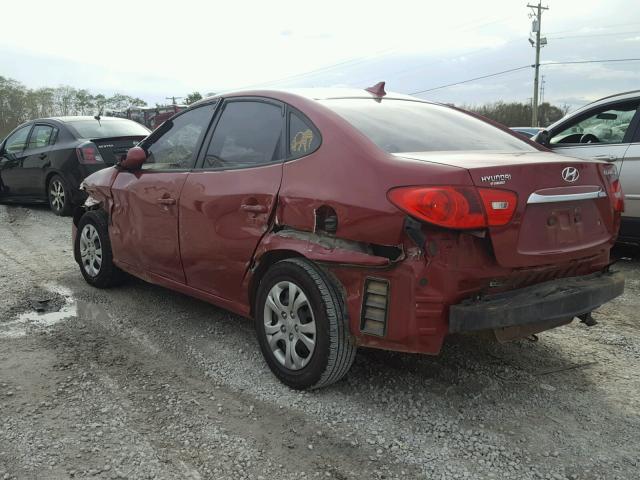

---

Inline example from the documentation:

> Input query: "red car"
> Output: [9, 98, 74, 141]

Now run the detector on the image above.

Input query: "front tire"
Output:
[75, 210, 125, 288]
[48, 174, 72, 216]
[255, 258, 357, 390]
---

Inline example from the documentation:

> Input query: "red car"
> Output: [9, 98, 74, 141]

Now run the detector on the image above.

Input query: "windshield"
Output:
[67, 119, 150, 139]
[321, 98, 537, 153]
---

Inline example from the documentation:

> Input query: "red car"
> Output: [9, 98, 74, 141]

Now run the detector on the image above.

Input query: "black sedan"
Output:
[0, 116, 150, 215]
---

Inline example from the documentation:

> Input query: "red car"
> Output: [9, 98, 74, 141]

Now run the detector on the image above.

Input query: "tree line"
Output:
[0, 76, 147, 138]
[1, 74, 572, 139]
[464, 101, 571, 128]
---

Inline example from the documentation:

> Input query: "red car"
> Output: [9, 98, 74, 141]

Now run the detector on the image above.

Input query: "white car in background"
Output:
[534, 90, 640, 247]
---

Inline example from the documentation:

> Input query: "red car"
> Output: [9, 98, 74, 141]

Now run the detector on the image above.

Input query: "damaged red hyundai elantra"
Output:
[73, 84, 625, 389]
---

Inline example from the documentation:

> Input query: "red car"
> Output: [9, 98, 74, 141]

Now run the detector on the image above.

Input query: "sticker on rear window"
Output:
[291, 129, 314, 153]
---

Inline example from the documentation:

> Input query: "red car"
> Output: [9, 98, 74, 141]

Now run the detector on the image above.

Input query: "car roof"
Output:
[192, 87, 426, 107]
[567, 90, 640, 117]
[582, 89, 640, 108]
[43, 116, 139, 123]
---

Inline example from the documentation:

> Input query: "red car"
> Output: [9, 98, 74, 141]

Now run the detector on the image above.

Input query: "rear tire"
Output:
[48, 174, 72, 216]
[255, 258, 357, 390]
[75, 210, 125, 288]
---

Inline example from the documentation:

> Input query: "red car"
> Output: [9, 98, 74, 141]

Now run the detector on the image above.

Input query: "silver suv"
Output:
[534, 90, 640, 246]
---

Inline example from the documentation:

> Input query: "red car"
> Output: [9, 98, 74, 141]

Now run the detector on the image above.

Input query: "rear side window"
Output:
[289, 111, 320, 158]
[203, 101, 283, 169]
[3, 126, 32, 154]
[67, 119, 150, 139]
[28, 125, 54, 149]
[321, 99, 536, 153]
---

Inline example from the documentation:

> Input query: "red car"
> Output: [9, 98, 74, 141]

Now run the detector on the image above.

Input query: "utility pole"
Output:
[165, 96, 183, 105]
[528, 1, 548, 127]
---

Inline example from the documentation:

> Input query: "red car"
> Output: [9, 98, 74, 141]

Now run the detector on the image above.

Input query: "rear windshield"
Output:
[321, 99, 537, 153]
[67, 119, 150, 139]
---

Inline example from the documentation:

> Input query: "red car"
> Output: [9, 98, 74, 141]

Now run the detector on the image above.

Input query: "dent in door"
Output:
[179, 165, 282, 302]
[110, 170, 189, 281]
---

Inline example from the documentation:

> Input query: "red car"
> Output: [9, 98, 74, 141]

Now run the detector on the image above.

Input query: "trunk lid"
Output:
[92, 136, 146, 165]
[396, 151, 616, 268]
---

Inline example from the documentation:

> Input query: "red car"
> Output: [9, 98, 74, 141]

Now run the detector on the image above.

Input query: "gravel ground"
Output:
[0, 204, 639, 480]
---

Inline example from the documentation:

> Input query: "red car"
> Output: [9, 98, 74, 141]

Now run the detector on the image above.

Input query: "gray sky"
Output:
[1, 0, 639, 110]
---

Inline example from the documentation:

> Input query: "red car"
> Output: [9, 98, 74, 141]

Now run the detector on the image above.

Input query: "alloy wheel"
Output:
[50, 179, 65, 212]
[79, 224, 103, 277]
[263, 281, 317, 370]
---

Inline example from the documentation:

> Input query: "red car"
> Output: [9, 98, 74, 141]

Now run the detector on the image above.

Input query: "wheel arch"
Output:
[247, 247, 351, 334]
[248, 249, 304, 317]
[44, 169, 65, 192]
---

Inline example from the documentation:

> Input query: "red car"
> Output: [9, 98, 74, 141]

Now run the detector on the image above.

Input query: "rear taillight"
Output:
[610, 178, 624, 213]
[387, 186, 485, 229]
[601, 164, 624, 213]
[76, 142, 104, 164]
[387, 186, 517, 230]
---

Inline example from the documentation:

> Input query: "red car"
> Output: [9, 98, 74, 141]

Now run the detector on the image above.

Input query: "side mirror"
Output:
[120, 146, 146, 170]
[532, 129, 550, 147]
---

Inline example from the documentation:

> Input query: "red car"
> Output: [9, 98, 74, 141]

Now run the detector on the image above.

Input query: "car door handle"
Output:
[240, 204, 268, 213]
[157, 197, 176, 205]
[39, 153, 47, 160]
[594, 154, 617, 162]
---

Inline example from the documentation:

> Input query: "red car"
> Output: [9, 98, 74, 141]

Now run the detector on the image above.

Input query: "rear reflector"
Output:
[76, 142, 104, 165]
[477, 188, 518, 226]
[387, 185, 517, 229]
[360, 278, 389, 336]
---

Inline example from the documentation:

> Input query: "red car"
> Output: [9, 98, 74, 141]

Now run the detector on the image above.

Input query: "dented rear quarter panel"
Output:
[264, 91, 473, 247]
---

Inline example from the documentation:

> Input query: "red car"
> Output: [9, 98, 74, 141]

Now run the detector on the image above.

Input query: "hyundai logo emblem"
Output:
[562, 166, 579, 183]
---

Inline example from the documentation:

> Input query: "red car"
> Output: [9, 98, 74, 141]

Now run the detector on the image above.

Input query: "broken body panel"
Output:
[76, 88, 624, 357]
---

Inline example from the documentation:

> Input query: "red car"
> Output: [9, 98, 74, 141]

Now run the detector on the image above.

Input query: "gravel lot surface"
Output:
[1, 204, 639, 479]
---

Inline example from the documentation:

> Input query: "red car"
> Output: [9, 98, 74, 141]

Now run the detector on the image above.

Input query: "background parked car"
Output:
[0, 116, 150, 215]
[533, 90, 640, 246]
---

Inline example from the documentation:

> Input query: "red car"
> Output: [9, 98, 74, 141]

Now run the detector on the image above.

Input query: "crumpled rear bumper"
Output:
[449, 270, 625, 333]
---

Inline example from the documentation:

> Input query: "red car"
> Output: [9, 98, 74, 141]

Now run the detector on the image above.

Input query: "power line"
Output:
[409, 65, 531, 94]
[541, 58, 640, 66]
[549, 30, 640, 40]
[233, 13, 523, 90]
[241, 52, 394, 89]
[409, 58, 640, 95]
[546, 21, 640, 36]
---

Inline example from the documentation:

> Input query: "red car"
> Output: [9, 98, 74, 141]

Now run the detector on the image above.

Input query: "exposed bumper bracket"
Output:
[449, 270, 624, 333]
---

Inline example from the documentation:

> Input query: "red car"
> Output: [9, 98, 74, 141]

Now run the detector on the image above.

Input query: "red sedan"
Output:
[73, 84, 625, 389]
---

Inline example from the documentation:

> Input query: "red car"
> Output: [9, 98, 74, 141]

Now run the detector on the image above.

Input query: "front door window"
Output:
[551, 104, 639, 145]
[143, 104, 215, 170]
[3, 126, 32, 155]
